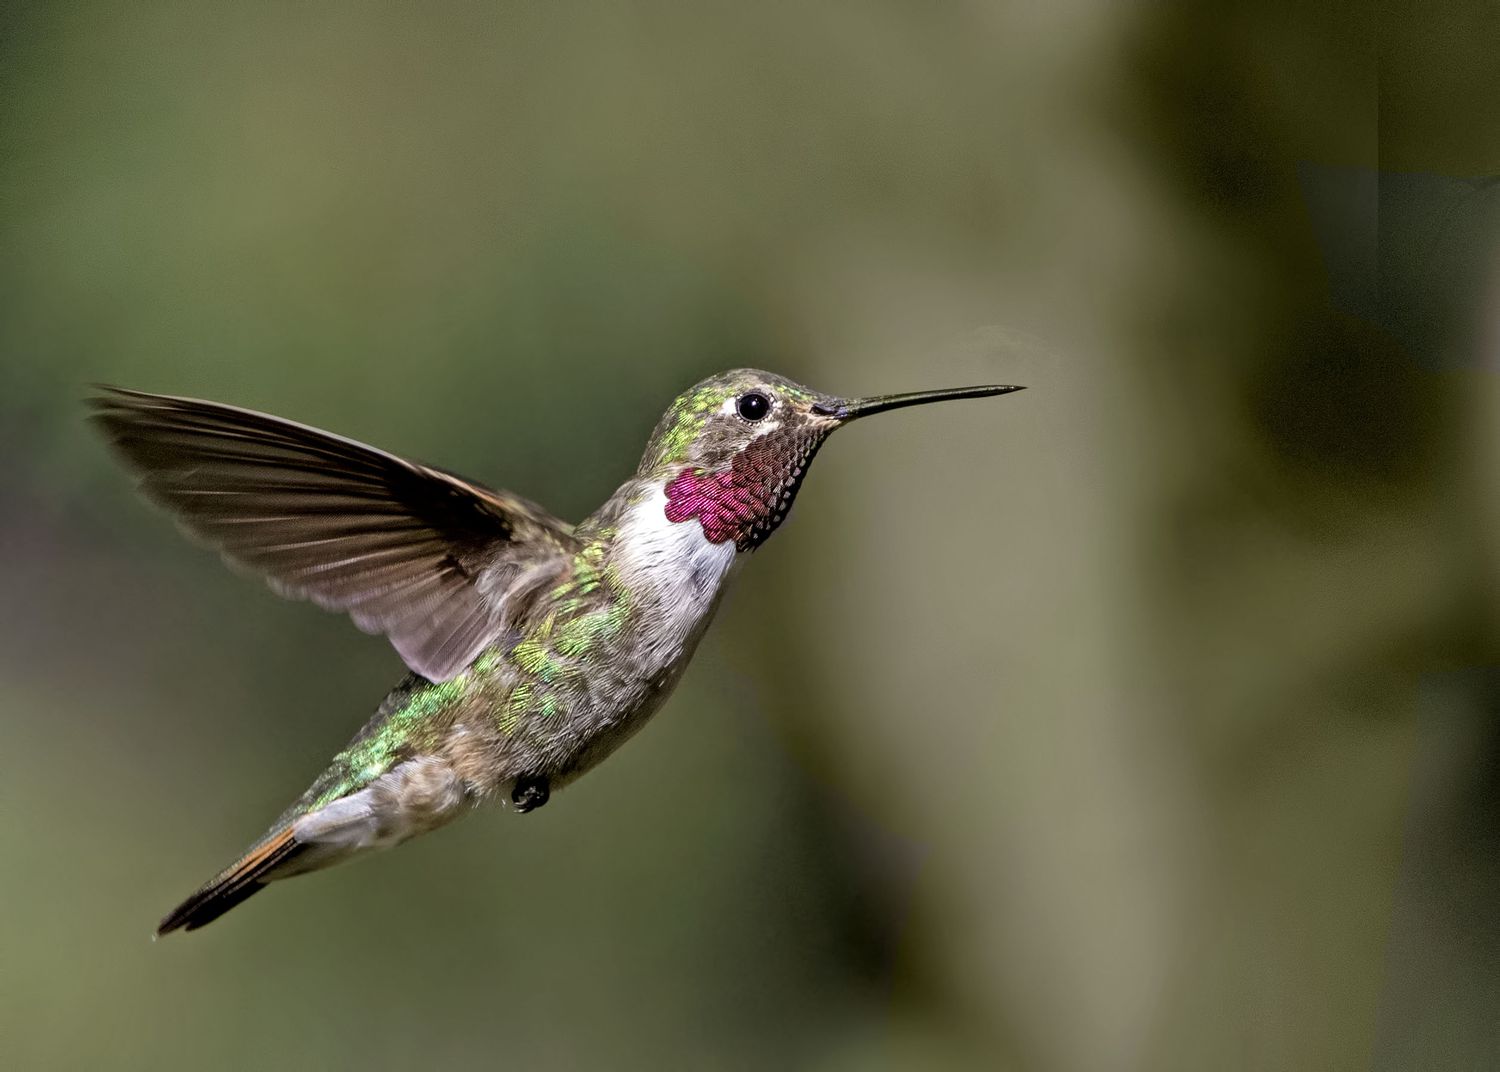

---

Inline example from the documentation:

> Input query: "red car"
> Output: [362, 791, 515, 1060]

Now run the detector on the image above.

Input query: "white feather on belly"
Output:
[289, 756, 468, 869]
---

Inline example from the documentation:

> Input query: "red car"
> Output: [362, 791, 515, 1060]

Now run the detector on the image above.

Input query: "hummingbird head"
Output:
[639, 368, 1023, 551]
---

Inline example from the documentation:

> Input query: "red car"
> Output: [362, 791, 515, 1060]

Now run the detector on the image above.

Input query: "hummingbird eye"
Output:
[736, 391, 771, 422]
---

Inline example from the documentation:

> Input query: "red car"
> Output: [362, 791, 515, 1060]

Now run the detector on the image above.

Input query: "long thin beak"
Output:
[811, 384, 1025, 422]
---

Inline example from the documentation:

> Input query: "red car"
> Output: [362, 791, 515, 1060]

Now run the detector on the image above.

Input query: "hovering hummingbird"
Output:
[90, 370, 1023, 934]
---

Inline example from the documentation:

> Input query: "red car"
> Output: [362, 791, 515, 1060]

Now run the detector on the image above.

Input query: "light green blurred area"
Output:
[3, 3, 1498, 1070]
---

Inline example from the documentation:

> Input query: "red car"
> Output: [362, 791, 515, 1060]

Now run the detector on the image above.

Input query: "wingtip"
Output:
[86, 384, 176, 409]
[85, 382, 146, 403]
[85, 384, 157, 422]
[84, 383, 120, 412]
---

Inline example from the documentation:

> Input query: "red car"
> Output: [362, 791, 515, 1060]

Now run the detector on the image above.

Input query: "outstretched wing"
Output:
[90, 386, 578, 682]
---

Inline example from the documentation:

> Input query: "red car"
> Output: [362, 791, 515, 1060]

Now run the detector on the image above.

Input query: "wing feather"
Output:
[90, 386, 578, 681]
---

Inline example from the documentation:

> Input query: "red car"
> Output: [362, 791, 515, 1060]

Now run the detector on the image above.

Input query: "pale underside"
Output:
[279, 485, 738, 873]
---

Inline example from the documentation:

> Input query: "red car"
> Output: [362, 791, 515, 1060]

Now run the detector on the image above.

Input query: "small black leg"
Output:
[511, 776, 550, 813]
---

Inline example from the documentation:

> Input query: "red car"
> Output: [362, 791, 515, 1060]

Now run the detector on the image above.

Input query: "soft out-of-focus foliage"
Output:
[2, 4, 1496, 1069]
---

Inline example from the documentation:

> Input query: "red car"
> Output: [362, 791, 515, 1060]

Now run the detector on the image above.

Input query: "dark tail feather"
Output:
[156, 827, 306, 936]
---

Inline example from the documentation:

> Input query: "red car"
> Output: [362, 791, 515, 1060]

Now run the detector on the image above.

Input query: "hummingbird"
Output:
[90, 370, 1023, 935]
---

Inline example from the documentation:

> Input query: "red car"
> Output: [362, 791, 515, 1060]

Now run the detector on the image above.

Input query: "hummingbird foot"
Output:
[511, 776, 550, 813]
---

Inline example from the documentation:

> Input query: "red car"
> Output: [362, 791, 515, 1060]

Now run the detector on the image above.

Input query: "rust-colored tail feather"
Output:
[157, 827, 306, 936]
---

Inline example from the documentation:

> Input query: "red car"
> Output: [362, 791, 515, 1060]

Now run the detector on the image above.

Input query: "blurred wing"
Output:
[90, 386, 579, 682]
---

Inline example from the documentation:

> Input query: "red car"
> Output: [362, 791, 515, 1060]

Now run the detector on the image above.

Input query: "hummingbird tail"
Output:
[156, 827, 306, 937]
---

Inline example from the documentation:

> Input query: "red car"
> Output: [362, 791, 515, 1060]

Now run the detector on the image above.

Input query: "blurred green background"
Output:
[3, 3, 1497, 1069]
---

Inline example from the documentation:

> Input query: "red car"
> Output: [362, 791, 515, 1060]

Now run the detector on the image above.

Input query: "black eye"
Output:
[736, 391, 771, 422]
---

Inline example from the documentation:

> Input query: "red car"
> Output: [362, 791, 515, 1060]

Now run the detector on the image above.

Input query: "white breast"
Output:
[612, 484, 738, 673]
